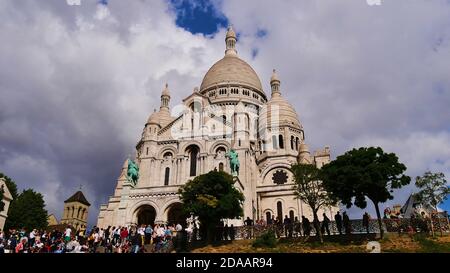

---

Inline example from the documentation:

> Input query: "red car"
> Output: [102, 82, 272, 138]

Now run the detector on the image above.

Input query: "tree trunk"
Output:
[206, 223, 216, 244]
[373, 202, 384, 239]
[435, 206, 442, 237]
[313, 211, 323, 244]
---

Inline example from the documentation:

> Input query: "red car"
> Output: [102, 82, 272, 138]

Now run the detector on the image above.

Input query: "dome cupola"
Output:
[259, 69, 302, 131]
[199, 26, 266, 104]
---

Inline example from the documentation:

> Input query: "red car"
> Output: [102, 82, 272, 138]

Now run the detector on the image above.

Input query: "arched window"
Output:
[187, 145, 199, 176]
[238, 139, 241, 146]
[272, 135, 277, 150]
[219, 162, 224, 172]
[164, 167, 170, 186]
[77, 207, 81, 219]
[266, 212, 272, 223]
[290, 136, 294, 150]
[146, 147, 149, 155]
[277, 201, 283, 222]
[163, 152, 173, 160]
[246, 115, 250, 130]
[279, 135, 284, 149]
[222, 115, 227, 138]
[289, 210, 295, 222]
[216, 147, 226, 159]
[190, 101, 201, 113]
[296, 137, 299, 151]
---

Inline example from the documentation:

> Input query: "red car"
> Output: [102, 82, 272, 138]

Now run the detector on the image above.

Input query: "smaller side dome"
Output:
[147, 110, 160, 125]
[259, 96, 302, 131]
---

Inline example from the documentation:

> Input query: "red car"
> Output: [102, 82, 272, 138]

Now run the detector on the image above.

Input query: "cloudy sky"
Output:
[1, 0, 449, 226]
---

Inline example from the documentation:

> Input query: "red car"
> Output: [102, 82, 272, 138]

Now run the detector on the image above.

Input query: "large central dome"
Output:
[199, 27, 265, 100]
[200, 54, 263, 92]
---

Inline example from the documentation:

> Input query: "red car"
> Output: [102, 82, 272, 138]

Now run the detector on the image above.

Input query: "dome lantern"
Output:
[225, 26, 237, 56]
[199, 26, 266, 101]
[270, 69, 281, 98]
[160, 83, 170, 111]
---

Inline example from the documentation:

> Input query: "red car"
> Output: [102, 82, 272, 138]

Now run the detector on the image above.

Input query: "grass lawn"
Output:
[189, 233, 450, 253]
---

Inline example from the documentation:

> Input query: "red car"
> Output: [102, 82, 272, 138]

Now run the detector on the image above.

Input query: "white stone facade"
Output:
[97, 27, 337, 228]
[0, 178, 13, 231]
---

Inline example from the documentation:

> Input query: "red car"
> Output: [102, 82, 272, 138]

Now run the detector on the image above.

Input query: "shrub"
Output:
[252, 230, 277, 248]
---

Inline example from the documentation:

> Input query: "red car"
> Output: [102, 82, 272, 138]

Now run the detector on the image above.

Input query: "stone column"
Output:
[151, 159, 157, 187]
[180, 158, 186, 184]
[174, 158, 179, 185]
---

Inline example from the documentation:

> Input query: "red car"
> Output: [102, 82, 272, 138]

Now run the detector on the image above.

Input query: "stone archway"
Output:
[137, 205, 157, 226]
[167, 203, 186, 226]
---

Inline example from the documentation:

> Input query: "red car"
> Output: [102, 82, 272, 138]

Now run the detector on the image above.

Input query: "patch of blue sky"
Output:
[440, 196, 450, 212]
[169, 0, 228, 36]
[256, 29, 268, 38]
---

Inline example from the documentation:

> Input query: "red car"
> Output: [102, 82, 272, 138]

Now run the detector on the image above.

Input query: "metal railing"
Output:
[187, 214, 450, 241]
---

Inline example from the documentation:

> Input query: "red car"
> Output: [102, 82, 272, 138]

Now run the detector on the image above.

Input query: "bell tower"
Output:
[61, 190, 90, 231]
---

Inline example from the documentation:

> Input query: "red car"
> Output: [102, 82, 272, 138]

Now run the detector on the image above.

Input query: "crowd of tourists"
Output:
[222, 210, 435, 240]
[0, 223, 187, 253]
[236, 211, 355, 239]
[0, 209, 440, 253]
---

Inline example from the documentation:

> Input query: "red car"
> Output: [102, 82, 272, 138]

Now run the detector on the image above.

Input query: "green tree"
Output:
[415, 171, 449, 212]
[291, 163, 336, 243]
[178, 171, 244, 242]
[321, 147, 410, 239]
[5, 189, 48, 231]
[415, 171, 450, 236]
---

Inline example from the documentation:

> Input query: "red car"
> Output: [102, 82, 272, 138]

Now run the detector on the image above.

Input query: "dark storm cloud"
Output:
[1, 0, 449, 226]
[220, 0, 450, 213]
[0, 0, 224, 225]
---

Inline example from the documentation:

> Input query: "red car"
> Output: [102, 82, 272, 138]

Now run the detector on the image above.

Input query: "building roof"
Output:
[200, 27, 264, 94]
[47, 214, 59, 226]
[400, 194, 434, 217]
[259, 95, 302, 130]
[64, 191, 90, 206]
[200, 55, 264, 93]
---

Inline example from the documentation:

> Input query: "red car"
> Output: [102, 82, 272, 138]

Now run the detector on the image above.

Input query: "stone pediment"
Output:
[182, 91, 210, 105]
